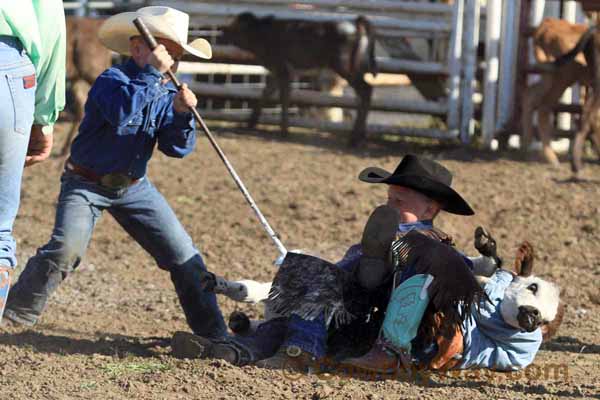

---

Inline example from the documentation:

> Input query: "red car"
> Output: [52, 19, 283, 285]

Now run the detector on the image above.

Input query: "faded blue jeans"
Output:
[4, 171, 227, 338]
[0, 36, 36, 269]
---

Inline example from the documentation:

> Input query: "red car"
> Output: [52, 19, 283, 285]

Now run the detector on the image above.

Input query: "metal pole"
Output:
[446, 0, 464, 135]
[482, 0, 502, 147]
[133, 17, 287, 257]
[75, 0, 89, 17]
[496, 0, 520, 133]
[459, 0, 480, 143]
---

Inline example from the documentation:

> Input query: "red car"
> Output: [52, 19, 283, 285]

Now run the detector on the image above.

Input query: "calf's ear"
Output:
[514, 241, 535, 277]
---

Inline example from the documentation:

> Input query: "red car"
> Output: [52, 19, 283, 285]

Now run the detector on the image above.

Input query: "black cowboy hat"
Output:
[358, 154, 475, 216]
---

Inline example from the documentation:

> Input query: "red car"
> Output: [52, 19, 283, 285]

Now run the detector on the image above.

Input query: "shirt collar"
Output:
[123, 59, 178, 92]
[398, 220, 433, 232]
[124, 58, 142, 75]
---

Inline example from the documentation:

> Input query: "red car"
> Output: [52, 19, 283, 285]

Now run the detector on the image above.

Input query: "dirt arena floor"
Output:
[1, 122, 599, 399]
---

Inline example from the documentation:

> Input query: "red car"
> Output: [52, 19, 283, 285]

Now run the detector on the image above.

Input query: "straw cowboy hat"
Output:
[98, 6, 212, 59]
[359, 154, 475, 216]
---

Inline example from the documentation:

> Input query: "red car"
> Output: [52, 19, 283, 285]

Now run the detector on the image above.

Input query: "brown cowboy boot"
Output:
[339, 340, 410, 374]
[428, 313, 464, 370]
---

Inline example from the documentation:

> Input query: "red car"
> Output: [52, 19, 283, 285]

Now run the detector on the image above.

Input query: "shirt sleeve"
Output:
[460, 316, 542, 371]
[89, 65, 165, 128]
[156, 107, 197, 158]
[32, 1, 66, 127]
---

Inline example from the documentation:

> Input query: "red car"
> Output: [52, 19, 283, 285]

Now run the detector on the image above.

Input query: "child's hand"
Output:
[173, 84, 198, 114]
[148, 44, 174, 73]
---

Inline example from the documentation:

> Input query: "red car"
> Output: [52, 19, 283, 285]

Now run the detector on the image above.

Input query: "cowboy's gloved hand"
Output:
[25, 125, 53, 167]
[148, 44, 174, 74]
[198, 270, 217, 291]
[173, 84, 198, 114]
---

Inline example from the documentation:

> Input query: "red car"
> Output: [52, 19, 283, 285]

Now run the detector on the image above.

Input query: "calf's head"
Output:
[499, 242, 564, 341]
[222, 12, 261, 50]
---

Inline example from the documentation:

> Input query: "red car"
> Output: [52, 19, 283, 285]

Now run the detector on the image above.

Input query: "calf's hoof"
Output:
[228, 311, 251, 334]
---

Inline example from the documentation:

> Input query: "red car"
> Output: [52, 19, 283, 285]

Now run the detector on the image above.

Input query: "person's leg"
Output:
[109, 178, 226, 338]
[0, 38, 36, 270]
[172, 317, 289, 365]
[4, 174, 105, 325]
[279, 315, 327, 358]
[233, 317, 288, 361]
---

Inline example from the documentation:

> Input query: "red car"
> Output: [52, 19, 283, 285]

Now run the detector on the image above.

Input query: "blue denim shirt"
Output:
[459, 269, 543, 371]
[69, 59, 196, 178]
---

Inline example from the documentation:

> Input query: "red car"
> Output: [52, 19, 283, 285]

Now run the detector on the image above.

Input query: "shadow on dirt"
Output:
[327, 366, 578, 396]
[0, 329, 170, 358]
[553, 176, 600, 185]
[541, 335, 600, 354]
[428, 379, 590, 398]
[206, 123, 600, 171]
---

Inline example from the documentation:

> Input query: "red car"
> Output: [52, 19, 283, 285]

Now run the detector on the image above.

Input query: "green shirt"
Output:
[0, 0, 66, 128]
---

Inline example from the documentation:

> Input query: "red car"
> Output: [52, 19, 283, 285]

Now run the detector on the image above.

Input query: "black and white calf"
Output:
[497, 242, 563, 340]
[214, 228, 563, 346]
[222, 12, 377, 146]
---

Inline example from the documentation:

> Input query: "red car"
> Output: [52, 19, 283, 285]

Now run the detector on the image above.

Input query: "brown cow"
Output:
[521, 18, 594, 167]
[222, 12, 377, 146]
[62, 17, 112, 156]
[549, 23, 600, 178]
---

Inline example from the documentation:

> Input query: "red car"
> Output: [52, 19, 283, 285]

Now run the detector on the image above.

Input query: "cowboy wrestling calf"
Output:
[181, 228, 563, 373]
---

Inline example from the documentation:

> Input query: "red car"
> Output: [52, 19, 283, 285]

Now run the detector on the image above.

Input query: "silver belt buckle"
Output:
[100, 173, 132, 190]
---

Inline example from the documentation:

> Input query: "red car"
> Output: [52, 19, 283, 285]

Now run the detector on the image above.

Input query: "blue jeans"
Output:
[231, 317, 289, 363]
[284, 314, 328, 357]
[0, 36, 36, 269]
[4, 172, 227, 338]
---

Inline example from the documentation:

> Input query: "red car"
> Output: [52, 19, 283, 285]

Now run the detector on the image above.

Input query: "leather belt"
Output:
[65, 160, 141, 190]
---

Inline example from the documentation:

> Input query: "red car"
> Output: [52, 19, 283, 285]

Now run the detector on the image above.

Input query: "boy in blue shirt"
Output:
[3, 7, 227, 339]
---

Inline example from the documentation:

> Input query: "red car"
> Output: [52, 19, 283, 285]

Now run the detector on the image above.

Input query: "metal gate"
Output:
[147, 0, 481, 142]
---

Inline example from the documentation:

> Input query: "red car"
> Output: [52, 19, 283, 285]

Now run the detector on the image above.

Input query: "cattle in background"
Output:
[521, 18, 596, 168]
[62, 17, 112, 156]
[223, 12, 377, 146]
[550, 24, 600, 178]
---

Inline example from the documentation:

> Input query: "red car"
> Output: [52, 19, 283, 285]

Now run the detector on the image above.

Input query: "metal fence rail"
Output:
[188, 82, 448, 115]
[66, 0, 485, 144]
[145, 0, 473, 142]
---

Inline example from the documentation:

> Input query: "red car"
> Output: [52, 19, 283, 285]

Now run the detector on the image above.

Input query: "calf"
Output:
[522, 18, 594, 167]
[220, 227, 564, 348]
[474, 238, 563, 342]
[554, 25, 600, 177]
[222, 12, 377, 146]
[62, 17, 112, 156]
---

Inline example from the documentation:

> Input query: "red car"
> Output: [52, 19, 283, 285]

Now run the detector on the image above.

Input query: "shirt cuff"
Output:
[172, 110, 195, 128]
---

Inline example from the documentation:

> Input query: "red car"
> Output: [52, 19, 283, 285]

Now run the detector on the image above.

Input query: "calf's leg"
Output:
[249, 74, 278, 129]
[344, 74, 372, 147]
[276, 68, 292, 136]
[60, 79, 90, 157]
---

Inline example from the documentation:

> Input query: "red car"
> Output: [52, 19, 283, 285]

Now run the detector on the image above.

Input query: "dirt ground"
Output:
[1, 122, 599, 399]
